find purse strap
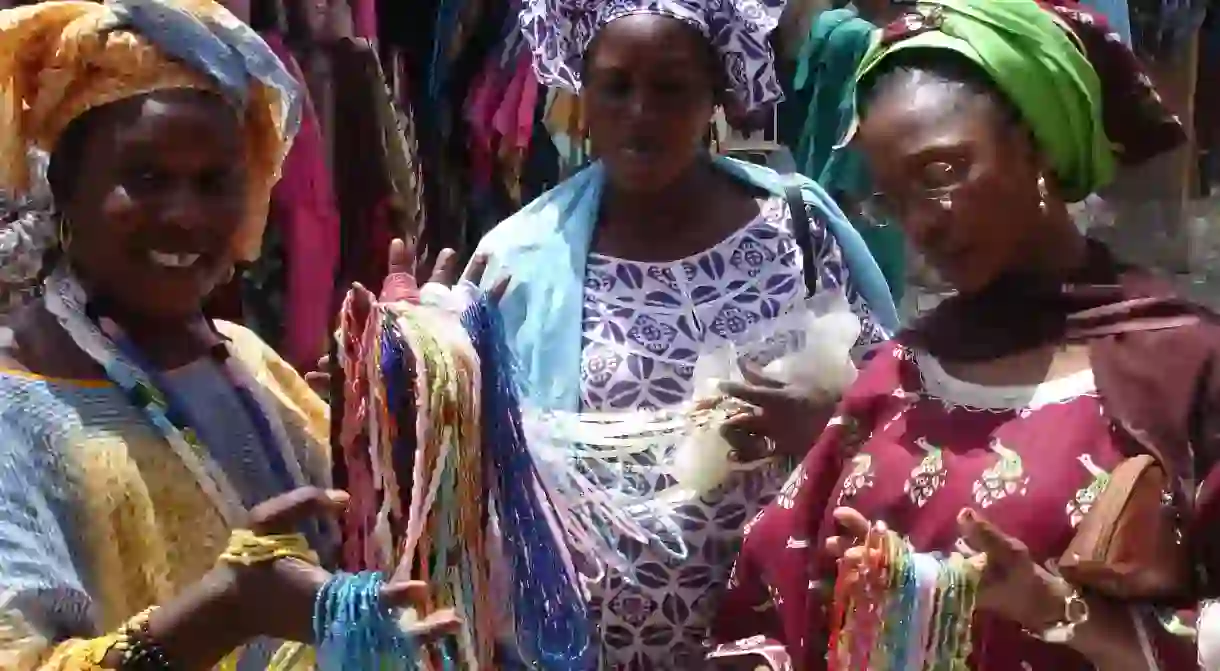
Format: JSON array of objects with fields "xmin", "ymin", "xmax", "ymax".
[{"xmin": 783, "ymin": 183, "xmax": 820, "ymax": 298}]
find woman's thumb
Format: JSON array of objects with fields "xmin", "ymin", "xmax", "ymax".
[{"xmin": 248, "ymin": 487, "xmax": 349, "ymax": 535}]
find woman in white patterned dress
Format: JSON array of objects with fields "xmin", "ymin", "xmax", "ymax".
[{"xmin": 456, "ymin": 0, "xmax": 900, "ymax": 666}]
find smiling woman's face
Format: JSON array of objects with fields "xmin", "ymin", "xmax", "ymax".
[
  {"xmin": 856, "ymin": 61, "xmax": 1047, "ymax": 294},
  {"xmin": 52, "ymin": 88, "xmax": 248, "ymax": 319}
]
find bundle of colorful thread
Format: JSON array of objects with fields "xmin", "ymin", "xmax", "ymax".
[
  {"xmin": 827, "ymin": 527, "xmax": 982, "ymax": 671},
  {"xmin": 334, "ymin": 280, "xmax": 591, "ymax": 670}
]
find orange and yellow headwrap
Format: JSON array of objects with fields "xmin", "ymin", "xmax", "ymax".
[{"xmin": 0, "ymin": 0, "xmax": 302, "ymax": 261}]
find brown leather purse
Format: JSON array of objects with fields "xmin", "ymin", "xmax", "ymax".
[{"xmin": 1057, "ymin": 454, "xmax": 1190, "ymax": 601}]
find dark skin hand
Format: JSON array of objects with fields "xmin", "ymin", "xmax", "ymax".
[
  {"xmin": 719, "ymin": 365, "xmax": 836, "ymax": 462},
  {"xmin": 103, "ymin": 487, "xmax": 459, "ymax": 670},
  {"xmin": 827, "ymin": 507, "xmax": 1147, "ymax": 670},
  {"xmin": 304, "ymin": 238, "xmax": 510, "ymax": 394}
]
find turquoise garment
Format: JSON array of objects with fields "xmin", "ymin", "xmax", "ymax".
[
  {"xmin": 786, "ymin": 9, "xmax": 906, "ymax": 304},
  {"xmin": 474, "ymin": 155, "xmax": 898, "ymax": 411},
  {"xmin": 1080, "ymin": 0, "xmax": 1133, "ymax": 45},
  {"xmin": 793, "ymin": 9, "xmax": 875, "ymax": 191}
]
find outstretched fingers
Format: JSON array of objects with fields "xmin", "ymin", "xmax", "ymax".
[{"xmin": 247, "ymin": 487, "xmax": 350, "ymax": 535}]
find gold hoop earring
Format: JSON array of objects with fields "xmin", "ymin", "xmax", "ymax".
[
  {"xmin": 58, "ymin": 217, "xmax": 72, "ymax": 252},
  {"xmin": 1037, "ymin": 173, "xmax": 1049, "ymax": 213}
]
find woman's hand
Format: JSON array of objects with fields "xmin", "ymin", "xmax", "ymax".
[
  {"xmin": 828, "ymin": 508, "xmax": 1160, "ymax": 668},
  {"xmin": 303, "ymin": 238, "xmax": 509, "ymax": 394},
  {"xmin": 955, "ymin": 508, "xmax": 1081, "ymax": 632},
  {"xmin": 218, "ymin": 487, "xmax": 459, "ymax": 643},
  {"xmin": 719, "ymin": 365, "xmax": 835, "ymax": 462},
  {"xmin": 827, "ymin": 507, "xmax": 1082, "ymax": 631},
  {"xmin": 139, "ymin": 487, "xmax": 458, "ymax": 670}
]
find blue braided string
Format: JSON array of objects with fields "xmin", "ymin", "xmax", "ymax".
[
  {"xmin": 313, "ymin": 571, "xmax": 418, "ymax": 670},
  {"xmin": 459, "ymin": 293, "xmax": 594, "ymax": 670}
]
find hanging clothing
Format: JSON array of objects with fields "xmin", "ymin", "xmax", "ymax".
[
  {"xmin": 785, "ymin": 8, "xmax": 907, "ymax": 304},
  {"xmin": 329, "ymin": 37, "xmax": 406, "ymax": 296},
  {"xmin": 350, "ymin": 0, "xmax": 378, "ymax": 41},
  {"xmin": 264, "ymin": 32, "xmax": 342, "ymax": 371},
  {"xmin": 792, "ymin": 10, "xmax": 874, "ymax": 195}
]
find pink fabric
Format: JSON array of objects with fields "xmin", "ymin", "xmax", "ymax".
[
  {"xmin": 514, "ymin": 57, "xmax": 540, "ymax": 151},
  {"xmin": 714, "ymin": 341, "xmax": 1198, "ymax": 670},
  {"xmin": 492, "ymin": 56, "xmax": 529, "ymax": 143},
  {"xmin": 264, "ymin": 33, "xmax": 342, "ymax": 371},
  {"xmin": 337, "ymin": 284, "xmax": 379, "ymax": 571},
  {"xmin": 464, "ymin": 66, "xmax": 511, "ymax": 187},
  {"xmin": 350, "ymin": 0, "xmax": 378, "ymax": 41}
]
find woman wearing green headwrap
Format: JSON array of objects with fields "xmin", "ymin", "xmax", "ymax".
[{"xmin": 709, "ymin": 0, "xmax": 1220, "ymax": 669}]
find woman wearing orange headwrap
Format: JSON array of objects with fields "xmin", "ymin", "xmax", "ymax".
[{"xmin": 0, "ymin": 1, "xmax": 454, "ymax": 669}]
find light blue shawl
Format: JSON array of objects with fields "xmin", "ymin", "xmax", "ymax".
[{"xmin": 475, "ymin": 156, "xmax": 898, "ymax": 411}]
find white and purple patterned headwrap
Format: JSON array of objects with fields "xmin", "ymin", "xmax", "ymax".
[{"xmin": 519, "ymin": 0, "xmax": 787, "ymax": 111}]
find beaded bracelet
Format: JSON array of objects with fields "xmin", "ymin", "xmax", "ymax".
[
  {"xmin": 111, "ymin": 607, "xmax": 177, "ymax": 671},
  {"xmin": 313, "ymin": 571, "xmax": 418, "ymax": 669},
  {"xmin": 827, "ymin": 528, "xmax": 982, "ymax": 671},
  {"xmin": 217, "ymin": 529, "xmax": 319, "ymax": 566}
]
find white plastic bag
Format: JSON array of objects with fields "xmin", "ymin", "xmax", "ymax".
[
  {"xmin": 758, "ymin": 290, "xmax": 861, "ymax": 398},
  {"xmin": 670, "ymin": 346, "xmax": 741, "ymax": 495},
  {"xmin": 670, "ymin": 291, "xmax": 861, "ymax": 494}
]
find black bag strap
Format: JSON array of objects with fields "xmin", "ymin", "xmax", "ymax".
[{"xmin": 783, "ymin": 183, "xmax": 820, "ymax": 297}]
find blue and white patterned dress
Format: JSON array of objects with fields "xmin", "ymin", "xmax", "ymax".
[{"xmin": 577, "ymin": 195, "xmax": 886, "ymax": 668}]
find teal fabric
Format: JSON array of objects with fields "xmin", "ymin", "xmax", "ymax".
[
  {"xmin": 785, "ymin": 9, "xmax": 907, "ymax": 303},
  {"xmin": 857, "ymin": 224, "xmax": 906, "ymax": 303},
  {"xmin": 793, "ymin": 9, "xmax": 874, "ymax": 190},
  {"xmin": 474, "ymin": 156, "xmax": 898, "ymax": 411}
]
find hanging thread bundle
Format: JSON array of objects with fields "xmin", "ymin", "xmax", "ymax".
[
  {"xmin": 520, "ymin": 393, "xmax": 763, "ymax": 573},
  {"xmin": 827, "ymin": 527, "xmax": 981, "ymax": 671},
  {"xmin": 458, "ymin": 291, "xmax": 593, "ymax": 669},
  {"xmin": 313, "ymin": 571, "xmax": 421, "ymax": 669},
  {"xmin": 335, "ymin": 283, "xmax": 494, "ymax": 668}
]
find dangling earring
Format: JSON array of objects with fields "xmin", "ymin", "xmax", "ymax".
[
  {"xmin": 1037, "ymin": 173, "xmax": 1049, "ymax": 213},
  {"xmin": 936, "ymin": 192, "xmax": 954, "ymax": 212},
  {"xmin": 58, "ymin": 216, "xmax": 72, "ymax": 253}
]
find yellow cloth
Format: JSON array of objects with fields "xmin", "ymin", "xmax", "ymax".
[
  {"xmin": 0, "ymin": 0, "xmax": 293, "ymax": 260},
  {"xmin": 0, "ymin": 321, "xmax": 330, "ymax": 670},
  {"xmin": 219, "ymin": 530, "xmax": 319, "ymax": 566}
]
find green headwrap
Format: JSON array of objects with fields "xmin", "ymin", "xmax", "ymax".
[{"xmin": 855, "ymin": 0, "xmax": 1115, "ymax": 201}]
